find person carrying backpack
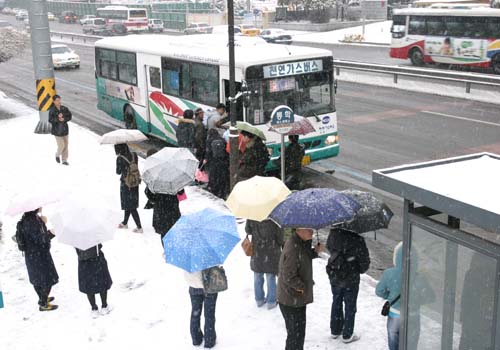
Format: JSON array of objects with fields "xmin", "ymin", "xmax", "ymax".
[
  {"xmin": 176, "ymin": 110, "xmax": 197, "ymax": 154},
  {"xmin": 16, "ymin": 208, "xmax": 59, "ymax": 311},
  {"xmin": 326, "ymin": 227, "xmax": 370, "ymax": 344},
  {"xmin": 115, "ymin": 144, "xmax": 143, "ymax": 233},
  {"xmin": 204, "ymin": 129, "xmax": 229, "ymax": 199}
]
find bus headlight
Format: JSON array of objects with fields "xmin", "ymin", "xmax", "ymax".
[{"xmin": 325, "ymin": 135, "xmax": 338, "ymax": 145}]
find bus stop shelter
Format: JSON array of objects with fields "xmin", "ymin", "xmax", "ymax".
[{"xmin": 372, "ymin": 152, "xmax": 500, "ymax": 350}]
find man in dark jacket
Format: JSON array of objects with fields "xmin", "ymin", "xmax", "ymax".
[
  {"xmin": 237, "ymin": 131, "xmax": 269, "ymax": 182},
  {"xmin": 176, "ymin": 110, "xmax": 196, "ymax": 153},
  {"xmin": 278, "ymin": 228, "xmax": 323, "ymax": 350},
  {"xmin": 246, "ymin": 219, "xmax": 284, "ymax": 309},
  {"xmin": 326, "ymin": 228, "xmax": 370, "ymax": 344},
  {"xmin": 48, "ymin": 94, "xmax": 72, "ymax": 165},
  {"xmin": 194, "ymin": 108, "xmax": 207, "ymax": 163},
  {"xmin": 284, "ymin": 135, "xmax": 305, "ymax": 190}
]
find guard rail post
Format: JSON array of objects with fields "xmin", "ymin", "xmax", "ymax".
[{"xmin": 466, "ymin": 82, "xmax": 471, "ymax": 94}]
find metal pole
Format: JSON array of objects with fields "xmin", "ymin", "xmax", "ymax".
[
  {"xmin": 280, "ymin": 134, "xmax": 286, "ymax": 181},
  {"xmin": 29, "ymin": 0, "xmax": 56, "ymax": 134},
  {"xmin": 227, "ymin": 0, "xmax": 239, "ymax": 190}
]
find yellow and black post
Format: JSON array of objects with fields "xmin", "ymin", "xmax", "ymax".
[{"xmin": 29, "ymin": 0, "xmax": 56, "ymax": 134}]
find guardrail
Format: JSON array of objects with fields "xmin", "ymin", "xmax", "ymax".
[
  {"xmin": 333, "ymin": 59, "xmax": 500, "ymax": 93},
  {"xmin": 50, "ymin": 31, "xmax": 103, "ymax": 44}
]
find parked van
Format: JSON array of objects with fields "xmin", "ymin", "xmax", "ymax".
[{"xmin": 82, "ymin": 18, "xmax": 106, "ymax": 35}]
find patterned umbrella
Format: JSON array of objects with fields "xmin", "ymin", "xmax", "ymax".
[
  {"xmin": 269, "ymin": 188, "xmax": 361, "ymax": 229},
  {"xmin": 142, "ymin": 147, "xmax": 198, "ymax": 195},
  {"xmin": 340, "ymin": 190, "xmax": 394, "ymax": 234}
]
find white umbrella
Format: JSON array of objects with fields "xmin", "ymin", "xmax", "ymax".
[
  {"xmin": 5, "ymin": 188, "xmax": 63, "ymax": 217},
  {"xmin": 142, "ymin": 147, "xmax": 198, "ymax": 194},
  {"xmin": 51, "ymin": 195, "xmax": 121, "ymax": 250},
  {"xmin": 100, "ymin": 129, "xmax": 147, "ymax": 145}
]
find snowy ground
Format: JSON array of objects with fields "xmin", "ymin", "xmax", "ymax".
[
  {"xmin": 293, "ymin": 21, "xmax": 392, "ymax": 45},
  {"xmin": 0, "ymin": 93, "xmax": 388, "ymax": 350}
]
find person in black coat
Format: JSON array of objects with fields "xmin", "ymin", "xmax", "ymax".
[
  {"xmin": 326, "ymin": 228, "xmax": 370, "ymax": 343},
  {"xmin": 194, "ymin": 108, "xmax": 207, "ymax": 163},
  {"xmin": 246, "ymin": 219, "xmax": 284, "ymax": 309},
  {"xmin": 204, "ymin": 129, "xmax": 229, "ymax": 199},
  {"xmin": 48, "ymin": 94, "xmax": 72, "ymax": 165},
  {"xmin": 284, "ymin": 135, "xmax": 305, "ymax": 191},
  {"xmin": 115, "ymin": 143, "xmax": 143, "ymax": 233},
  {"xmin": 176, "ymin": 110, "xmax": 196, "ymax": 154},
  {"xmin": 16, "ymin": 208, "xmax": 59, "ymax": 311},
  {"xmin": 76, "ymin": 244, "xmax": 112, "ymax": 315}
]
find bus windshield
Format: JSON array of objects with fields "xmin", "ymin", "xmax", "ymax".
[{"xmin": 247, "ymin": 71, "xmax": 333, "ymax": 125}]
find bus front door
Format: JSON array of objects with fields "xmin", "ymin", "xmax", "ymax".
[{"xmin": 145, "ymin": 65, "xmax": 163, "ymax": 136}]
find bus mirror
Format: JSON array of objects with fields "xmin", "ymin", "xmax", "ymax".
[
  {"xmin": 334, "ymin": 79, "xmax": 338, "ymax": 94},
  {"xmin": 241, "ymin": 80, "xmax": 250, "ymax": 108}
]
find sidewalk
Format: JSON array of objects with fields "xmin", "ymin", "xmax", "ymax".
[{"xmin": 0, "ymin": 92, "xmax": 389, "ymax": 350}]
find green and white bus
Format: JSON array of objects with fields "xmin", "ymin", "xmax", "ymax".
[{"xmin": 94, "ymin": 34, "xmax": 339, "ymax": 166}]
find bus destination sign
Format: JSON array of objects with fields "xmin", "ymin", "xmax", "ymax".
[{"xmin": 263, "ymin": 59, "xmax": 323, "ymax": 78}]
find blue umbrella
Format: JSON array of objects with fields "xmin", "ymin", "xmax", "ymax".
[
  {"xmin": 269, "ymin": 188, "xmax": 361, "ymax": 229},
  {"xmin": 163, "ymin": 208, "xmax": 240, "ymax": 273}
]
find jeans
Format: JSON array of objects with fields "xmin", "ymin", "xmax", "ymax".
[
  {"xmin": 279, "ymin": 304, "xmax": 307, "ymax": 350},
  {"xmin": 189, "ymin": 287, "xmax": 218, "ymax": 348},
  {"xmin": 254, "ymin": 272, "xmax": 277, "ymax": 305},
  {"xmin": 387, "ymin": 316, "xmax": 401, "ymax": 350},
  {"xmin": 330, "ymin": 284, "xmax": 359, "ymax": 339},
  {"xmin": 123, "ymin": 209, "xmax": 142, "ymax": 229}
]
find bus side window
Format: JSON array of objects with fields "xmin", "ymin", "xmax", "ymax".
[
  {"xmin": 224, "ymin": 80, "xmax": 243, "ymax": 122},
  {"xmin": 409, "ymin": 16, "xmax": 426, "ymax": 35},
  {"xmin": 487, "ymin": 18, "xmax": 500, "ymax": 38},
  {"xmin": 426, "ymin": 16, "xmax": 445, "ymax": 36}
]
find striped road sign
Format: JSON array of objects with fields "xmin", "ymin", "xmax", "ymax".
[{"xmin": 36, "ymin": 78, "xmax": 56, "ymax": 112}]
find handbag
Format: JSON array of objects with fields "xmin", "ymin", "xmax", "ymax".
[
  {"xmin": 381, "ymin": 294, "xmax": 400, "ymax": 316},
  {"xmin": 202, "ymin": 266, "xmax": 228, "ymax": 294},
  {"xmin": 241, "ymin": 234, "xmax": 254, "ymax": 257}
]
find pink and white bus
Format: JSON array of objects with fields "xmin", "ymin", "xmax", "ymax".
[
  {"xmin": 390, "ymin": 7, "xmax": 500, "ymax": 73},
  {"xmin": 96, "ymin": 6, "xmax": 148, "ymax": 33}
]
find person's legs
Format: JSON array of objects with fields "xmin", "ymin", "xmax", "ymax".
[
  {"xmin": 54, "ymin": 136, "xmax": 64, "ymax": 161},
  {"xmin": 87, "ymin": 294, "xmax": 98, "ymax": 310},
  {"xmin": 387, "ymin": 316, "xmax": 401, "ymax": 350},
  {"xmin": 61, "ymin": 135, "xmax": 69, "ymax": 162},
  {"xmin": 130, "ymin": 209, "xmax": 142, "ymax": 229},
  {"xmin": 189, "ymin": 288, "xmax": 204, "ymax": 346},
  {"xmin": 279, "ymin": 304, "xmax": 307, "ymax": 350},
  {"xmin": 34, "ymin": 286, "xmax": 46, "ymax": 306},
  {"xmin": 330, "ymin": 285, "xmax": 345, "ymax": 337},
  {"xmin": 203, "ymin": 293, "xmax": 218, "ymax": 348},
  {"xmin": 342, "ymin": 285, "xmax": 359, "ymax": 340},
  {"xmin": 254, "ymin": 272, "xmax": 265, "ymax": 306},
  {"xmin": 265, "ymin": 273, "xmax": 277, "ymax": 307},
  {"xmin": 100, "ymin": 291, "xmax": 108, "ymax": 308},
  {"xmin": 123, "ymin": 210, "xmax": 131, "ymax": 225}
]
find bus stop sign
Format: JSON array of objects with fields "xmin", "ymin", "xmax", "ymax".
[{"xmin": 270, "ymin": 105, "xmax": 294, "ymax": 134}]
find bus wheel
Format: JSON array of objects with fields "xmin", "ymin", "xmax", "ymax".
[
  {"xmin": 410, "ymin": 48, "xmax": 424, "ymax": 66},
  {"xmin": 492, "ymin": 54, "xmax": 500, "ymax": 75},
  {"xmin": 124, "ymin": 105, "xmax": 137, "ymax": 129}
]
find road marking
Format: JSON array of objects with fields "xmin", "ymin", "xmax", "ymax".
[{"xmin": 421, "ymin": 111, "xmax": 500, "ymax": 127}]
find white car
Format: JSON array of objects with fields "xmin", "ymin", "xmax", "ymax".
[
  {"xmin": 79, "ymin": 15, "xmax": 96, "ymax": 25},
  {"xmin": 148, "ymin": 19, "xmax": 164, "ymax": 33},
  {"xmin": 47, "ymin": 12, "xmax": 56, "ymax": 21},
  {"xmin": 51, "ymin": 44, "xmax": 80, "ymax": 69},
  {"xmin": 16, "ymin": 9, "xmax": 28, "ymax": 21},
  {"xmin": 260, "ymin": 29, "xmax": 292, "ymax": 45}
]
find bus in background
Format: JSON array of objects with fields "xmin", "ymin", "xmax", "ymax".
[
  {"xmin": 390, "ymin": 8, "xmax": 500, "ymax": 73},
  {"xmin": 96, "ymin": 6, "xmax": 148, "ymax": 33},
  {"xmin": 94, "ymin": 35, "xmax": 339, "ymax": 168},
  {"xmin": 413, "ymin": 0, "xmax": 490, "ymax": 7}
]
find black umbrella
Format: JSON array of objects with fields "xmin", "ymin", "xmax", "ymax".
[{"xmin": 339, "ymin": 190, "xmax": 394, "ymax": 235}]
